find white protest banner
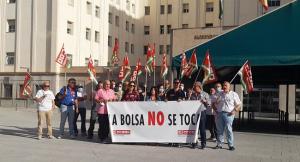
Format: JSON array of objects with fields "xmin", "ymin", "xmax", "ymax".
[{"xmin": 107, "ymin": 101, "xmax": 204, "ymax": 143}]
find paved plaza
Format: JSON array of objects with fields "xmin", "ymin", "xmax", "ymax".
[{"xmin": 0, "ymin": 107, "xmax": 300, "ymax": 162}]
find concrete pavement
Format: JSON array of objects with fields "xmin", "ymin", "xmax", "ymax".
[{"xmin": 0, "ymin": 107, "xmax": 299, "ymax": 162}]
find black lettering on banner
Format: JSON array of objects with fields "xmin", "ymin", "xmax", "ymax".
[
  {"xmin": 112, "ymin": 114, "xmax": 117, "ymax": 125},
  {"xmin": 184, "ymin": 114, "xmax": 190, "ymax": 125},
  {"xmin": 121, "ymin": 114, "xmax": 125, "ymax": 125},
  {"xmin": 180, "ymin": 114, "xmax": 184, "ymax": 125}
]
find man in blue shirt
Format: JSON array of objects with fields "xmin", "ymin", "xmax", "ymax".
[{"xmin": 57, "ymin": 78, "xmax": 79, "ymax": 139}]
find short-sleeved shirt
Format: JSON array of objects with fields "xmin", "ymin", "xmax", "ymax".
[
  {"xmin": 35, "ymin": 89, "xmax": 55, "ymax": 111},
  {"xmin": 166, "ymin": 89, "xmax": 185, "ymax": 101},
  {"xmin": 59, "ymin": 86, "xmax": 77, "ymax": 106},
  {"xmin": 77, "ymin": 91, "xmax": 87, "ymax": 108},
  {"xmin": 95, "ymin": 89, "xmax": 116, "ymax": 114},
  {"xmin": 215, "ymin": 91, "xmax": 241, "ymax": 113},
  {"xmin": 122, "ymin": 91, "xmax": 140, "ymax": 101},
  {"xmin": 190, "ymin": 91, "xmax": 211, "ymax": 111}
]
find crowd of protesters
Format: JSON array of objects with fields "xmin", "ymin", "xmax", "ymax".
[{"xmin": 34, "ymin": 77, "xmax": 241, "ymax": 151}]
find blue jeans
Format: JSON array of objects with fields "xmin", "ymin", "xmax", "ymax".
[
  {"xmin": 216, "ymin": 112, "xmax": 235, "ymax": 147},
  {"xmin": 59, "ymin": 105, "xmax": 75, "ymax": 136}
]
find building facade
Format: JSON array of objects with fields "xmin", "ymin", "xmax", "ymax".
[{"xmin": 0, "ymin": 0, "xmax": 292, "ymax": 104}]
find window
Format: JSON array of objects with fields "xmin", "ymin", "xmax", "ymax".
[
  {"xmin": 205, "ymin": 23, "xmax": 213, "ymax": 27},
  {"xmin": 94, "ymin": 60, "xmax": 99, "ymax": 66},
  {"xmin": 86, "ymin": 1, "xmax": 92, "ymax": 15},
  {"xmin": 182, "ymin": 3, "xmax": 189, "ymax": 13},
  {"xmin": 160, "ymin": 25, "xmax": 164, "ymax": 34},
  {"xmin": 95, "ymin": 31, "xmax": 100, "ymax": 42},
  {"xmin": 167, "ymin": 25, "xmax": 171, "ymax": 34},
  {"xmin": 66, "ymin": 54, "xmax": 73, "ymax": 67},
  {"xmin": 68, "ymin": 0, "xmax": 74, "ymax": 6},
  {"xmin": 108, "ymin": 12, "xmax": 113, "ymax": 24},
  {"xmin": 67, "ymin": 21, "xmax": 73, "ymax": 35},
  {"xmin": 126, "ymin": 0, "xmax": 130, "ymax": 10},
  {"xmin": 126, "ymin": 21, "xmax": 129, "ymax": 32},
  {"xmin": 115, "ymin": 16, "xmax": 119, "ymax": 26},
  {"xmin": 95, "ymin": 6, "xmax": 100, "ymax": 17},
  {"xmin": 4, "ymin": 84, "xmax": 13, "ymax": 98},
  {"xmin": 85, "ymin": 58, "xmax": 89, "ymax": 65},
  {"xmin": 125, "ymin": 42, "xmax": 129, "ymax": 53},
  {"xmin": 268, "ymin": 0, "xmax": 280, "ymax": 7},
  {"xmin": 7, "ymin": 19, "xmax": 15, "ymax": 33},
  {"xmin": 131, "ymin": 44, "xmax": 134, "ymax": 54},
  {"xmin": 131, "ymin": 24, "xmax": 135, "ymax": 34},
  {"xmin": 159, "ymin": 45, "xmax": 164, "ymax": 55},
  {"xmin": 132, "ymin": 4, "xmax": 136, "ymax": 14},
  {"xmin": 160, "ymin": 5, "xmax": 165, "ymax": 14},
  {"xmin": 145, "ymin": 6, "xmax": 150, "ymax": 15},
  {"xmin": 166, "ymin": 45, "xmax": 170, "ymax": 55},
  {"xmin": 5, "ymin": 52, "xmax": 15, "ymax": 65},
  {"xmin": 182, "ymin": 24, "xmax": 189, "ymax": 29},
  {"xmin": 7, "ymin": 0, "xmax": 16, "ymax": 3},
  {"xmin": 144, "ymin": 26, "xmax": 150, "ymax": 35},
  {"xmin": 167, "ymin": 4, "xmax": 172, "ymax": 14},
  {"xmin": 86, "ymin": 28, "xmax": 91, "ymax": 40},
  {"xmin": 108, "ymin": 35, "xmax": 112, "ymax": 47},
  {"xmin": 206, "ymin": 2, "xmax": 214, "ymax": 12},
  {"xmin": 144, "ymin": 46, "xmax": 148, "ymax": 55}
]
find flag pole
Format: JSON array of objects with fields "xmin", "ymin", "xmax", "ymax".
[
  {"xmin": 230, "ymin": 60, "xmax": 248, "ymax": 84},
  {"xmin": 144, "ymin": 70, "xmax": 148, "ymax": 101},
  {"xmin": 193, "ymin": 66, "xmax": 203, "ymax": 86}
]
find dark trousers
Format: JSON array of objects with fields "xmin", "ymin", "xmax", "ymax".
[
  {"xmin": 88, "ymin": 105, "xmax": 98, "ymax": 137},
  {"xmin": 74, "ymin": 108, "xmax": 86, "ymax": 135},
  {"xmin": 98, "ymin": 114, "xmax": 109, "ymax": 140},
  {"xmin": 199, "ymin": 110, "xmax": 207, "ymax": 146},
  {"xmin": 206, "ymin": 114, "xmax": 217, "ymax": 138}
]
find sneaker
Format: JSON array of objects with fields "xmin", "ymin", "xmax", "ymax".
[
  {"xmin": 229, "ymin": 146, "xmax": 235, "ymax": 151},
  {"xmin": 48, "ymin": 135, "xmax": 55, "ymax": 139},
  {"xmin": 37, "ymin": 135, "xmax": 42, "ymax": 140},
  {"xmin": 191, "ymin": 143, "xmax": 197, "ymax": 149},
  {"xmin": 57, "ymin": 135, "xmax": 63, "ymax": 139},
  {"xmin": 212, "ymin": 138, "xmax": 217, "ymax": 141},
  {"xmin": 70, "ymin": 135, "xmax": 76, "ymax": 139},
  {"xmin": 214, "ymin": 145, "xmax": 223, "ymax": 149}
]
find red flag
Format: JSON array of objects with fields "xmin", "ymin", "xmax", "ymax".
[
  {"xmin": 161, "ymin": 53, "xmax": 168, "ymax": 78},
  {"xmin": 87, "ymin": 55, "xmax": 98, "ymax": 84},
  {"xmin": 259, "ymin": 0, "xmax": 269, "ymax": 11},
  {"xmin": 184, "ymin": 49, "xmax": 198, "ymax": 78},
  {"xmin": 21, "ymin": 72, "xmax": 32, "ymax": 98},
  {"xmin": 145, "ymin": 43, "xmax": 155, "ymax": 74},
  {"xmin": 111, "ymin": 38, "xmax": 120, "ymax": 65},
  {"xmin": 119, "ymin": 55, "xmax": 131, "ymax": 82},
  {"xmin": 238, "ymin": 60, "xmax": 254, "ymax": 94},
  {"xmin": 55, "ymin": 44, "xmax": 67, "ymax": 66},
  {"xmin": 130, "ymin": 58, "xmax": 142, "ymax": 82},
  {"xmin": 201, "ymin": 50, "xmax": 212, "ymax": 84},
  {"xmin": 180, "ymin": 52, "xmax": 188, "ymax": 79}
]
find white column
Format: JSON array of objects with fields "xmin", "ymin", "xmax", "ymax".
[{"xmin": 279, "ymin": 85, "xmax": 287, "ymax": 112}]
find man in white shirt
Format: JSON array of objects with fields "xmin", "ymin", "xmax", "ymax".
[
  {"xmin": 213, "ymin": 81, "xmax": 241, "ymax": 151},
  {"xmin": 34, "ymin": 81, "xmax": 55, "ymax": 140}
]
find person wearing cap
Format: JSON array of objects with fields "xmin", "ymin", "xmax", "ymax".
[
  {"xmin": 34, "ymin": 81, "xmax": 55, "ymax": 140},
  {"xmin": 165, "ymin": 79, "xmax": 185, "ymax": 102},
  {"xmin": 190, "ymin": 81, "xmax": 210, "ymax": 149},
  {"xmin": 95, "ymin": 80, "xmax": 117, "ymax": 143},
  {"xmin": 57, "ymin": 78, "xmax": 79, "ymax": 139},
  {"xmin": 165, "ymin": 79, "xmax": 185, "ymax": 148},
  {"xmin": 74, "ymin": 85, "xmax": 88, "ymax": 137},
  {"xmin": 213, "ymin": 81, "xmax": 241, "ymax": 151}
]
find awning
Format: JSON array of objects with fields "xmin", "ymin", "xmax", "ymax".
[{"xmin": 172, "ymin": 0, "xmax": 300, "ymax": 67}]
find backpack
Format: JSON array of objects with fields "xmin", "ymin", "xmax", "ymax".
[{"xmin": 54, "ymin": 86, "xmax": 66, "ymax": 108}]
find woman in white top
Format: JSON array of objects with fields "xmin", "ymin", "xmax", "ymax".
[{"xmin": 34, "ymin": 81, "xmax": 55, "ymax": 140}]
